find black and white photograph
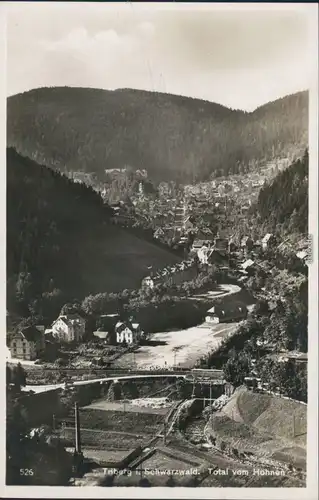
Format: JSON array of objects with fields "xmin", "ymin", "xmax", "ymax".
[{"xmin": 1, "ymin": 1, "xmax": 318, "ymax": 497}]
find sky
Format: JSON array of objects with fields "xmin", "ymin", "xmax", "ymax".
[{"xmin": 4, "ymin": 2, "xmax": 316, "ymax": 111}]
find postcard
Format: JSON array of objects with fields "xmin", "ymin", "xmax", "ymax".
[{"xmin": 1, "ymin": 2, "xmax": 318, "ymax": 499}]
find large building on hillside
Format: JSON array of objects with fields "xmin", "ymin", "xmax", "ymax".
[
  {"xmin": 51, "ymin": 314, "xmax": 86, "ymax": 343},
  {"xmin": 9, "ymin": 325, "xmax": 45, "ymax": 361}
]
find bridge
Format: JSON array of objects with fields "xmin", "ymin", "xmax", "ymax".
[{"xmin": 24, "ymin": 369, "xmax": 225, "ymax": 394}]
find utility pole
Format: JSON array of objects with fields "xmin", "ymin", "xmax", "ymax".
[
  {"xmin": 209, "ymin": 381, "xmax": 212, "ymax": 415},
  {"xmin": 73, "ymin": 402, "xmax": 83, "ymax": 476},
  {"xmin": 75, "ymin": 402, "xmax": 81, "ymax": 455},
  {"xmin": 192, "ymin": 375, "xmax": 196, "ymax": 399},
  {"xmin": 163, "ymin": 418, "xmax": 167, "ymax": 445},
  {"xmin": 52, "ymin": 414, "xmax": 56, "ymax": 432}
]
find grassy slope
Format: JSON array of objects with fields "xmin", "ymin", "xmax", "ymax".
[
  {"xmin": 7, "ymin": 148, "xmax": 180, "ymax": 306},
  {"xmin": 7, "ymin": 87, "xmax": 308, "ymax": 183},
  {"xmin": 211, "ymin": 387, "xmax": 307, "ymax": 468}
]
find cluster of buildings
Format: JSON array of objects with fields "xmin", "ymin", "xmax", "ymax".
[
  {"xmin": 7, "ymin": 312, "xmax": 144, "ymax": 362},
  {"xmin": 66, "ymin": 171, "xmax": 98, "ymax": 188},
  {"xmin": 93, "ymin": 313, "xmax": 144, "ymax": 346},
  {"xmin": 141, "ymin": 260, "xmax": 198, "ymax": 290}
]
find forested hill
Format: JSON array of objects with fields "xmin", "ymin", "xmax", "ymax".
[
  {"xmin": 256, "ymin": 150, "xmax": 308, "ymax": 235},
  {"xmin": 7, "ymin": 87, "xmax": 308, "ymax": 183},
  {"xmin": 7, "ymin": 148, "xmax": 180, "ymax": 321}
]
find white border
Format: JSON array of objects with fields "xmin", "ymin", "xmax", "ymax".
[{"xmin": 0, "ymin": 2, "xmax": 318, "ymax": 499}]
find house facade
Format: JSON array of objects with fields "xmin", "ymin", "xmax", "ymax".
[
  {"xmin": 115, "ymin": 321, "xmax": 142, "ymax": 345},
  {"xmin": 9, "ymin": 326, "xmax": 45, "ymax": 361},
  {"xmin": 214, "ymin": 238, "xmax": 229, "ymax": 255},
  {"xmin": 51, "ymin": 314, "xmax": 86, "ymax": 343},
  {"xmin": 262, "ymin": 233, "xmax": 274, "ymax": 250},
  {"xmin": 197, "ymin": 246, "xmax": 227, "ymax": 266}
]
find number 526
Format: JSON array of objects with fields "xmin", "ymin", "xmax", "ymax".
[{"xmin": 20, "ymin": 468, "xmax": 34, "ymax": 476}]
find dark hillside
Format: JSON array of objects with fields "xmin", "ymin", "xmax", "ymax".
[
  {"xmin": 7, "ymin": 87, "xmax": 308, "ymax": 183},
  {"xmin": 7, "ymin": 148, "xmax": 180, "ymax": 319},
  {"xmin": 256, "ymin": 150, "xmax": 308, "ymax": 234}
]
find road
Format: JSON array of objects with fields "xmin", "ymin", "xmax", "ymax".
[{"xmin": 189, "ymin": 283, "xmax": 241, "ymax": 301}]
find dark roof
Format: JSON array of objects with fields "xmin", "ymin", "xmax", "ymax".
[
  {"xmin": 207, "ymin": 249, "xmax": 228, "ymax": 263},
  {"xmin": 215, "ymin": 237, "xmax": 228, "ymax": 245},
  {"xmin": 20, "ymin": 326, "xmax": 43, "ymax": 343},
  {"xmin": 67, "ymin": 313, "xmax": 85, "ymax": 321},
  {"xmin": 207, "ymin": 302, "xmax": 247, "ymax": 316}
]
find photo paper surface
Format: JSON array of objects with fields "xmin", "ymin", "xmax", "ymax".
[{"xmin": 1, "ymin": 2, "xmax": 318, "ymax": 499}]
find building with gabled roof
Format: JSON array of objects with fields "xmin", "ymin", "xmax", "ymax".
[
  {"xmin": 241, "ymin": 259, "xmax": 255, "ymax": 271},
  {"xmin": 9, "ymin": 325, "xmax": 45, "ymax": 360},
  {"xmin": 115, "ymin": 320, "xmax": 143, "ymax": 345},
  {"xmin": 51, "ymin": 314, "xmax": 86, "ymax": 343},
  {"xmin": 205, "ymin": 303, "xmax": 247, "ymax": 324},
  {"xmin": 262, "ymin": 233, "xmax": 274, "ymax": 250}
]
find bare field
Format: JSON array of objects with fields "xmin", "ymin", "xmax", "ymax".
[
  {"xmin": 66, "ymin": 447, "xmax": 134, "ymax": 464},
  {"xmin": 62, "ymin": 427, "xmax": 146, "ymax": 450},
  {"xmin": 115, "ymin": 322, "xmax": 239, "ymax": 370},
  {"xmin": 80, "ymin": 408, "xmax": 164, "ymax": 434}
]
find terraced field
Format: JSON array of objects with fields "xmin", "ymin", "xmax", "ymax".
[
  {"xmin": 62, "ymin": 427, "xmax": 146, "ymax": 450},
  {"xmin": 80, "ymin": 408, "xmax": 164, "ymax": 434},
  {"xmin": 208, "ymin": 387, "xmax": 307, "ymax": 470}
]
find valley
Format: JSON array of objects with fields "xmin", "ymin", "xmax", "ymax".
[{"xmin": 6, "ymin": 88, "xmax": 309, "ymax": 489}]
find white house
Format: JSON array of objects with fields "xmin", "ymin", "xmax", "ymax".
[
  {"xmin": 141, "ymin": 276, "xmax": 155, "ymax": 290},
  {"xmin": 51, "ymin": 314, "xmax": 86, "ymax": 343},
  {"xmin": 262, "ymin": 233, "xmax": 274, "ymax": 250},
  {"xmin": 197, "ymin": 245, "xmax": 210, "ymax": 265},
  {"xmin": 241, "ymin": 259, "xmax": 255, "ymax": 271},
  {"xmin": 115, "ymin": 321, "xmax": 142, "ymax": 345},
  {"xmin": 296, "ymin": 250, "xmax": 307, "ymax": 261}
]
